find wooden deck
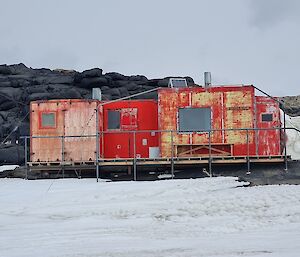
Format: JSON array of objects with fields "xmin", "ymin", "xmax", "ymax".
[{"xmin": 28, "ymin": 155, "xmax": 289, "ymax": 169}]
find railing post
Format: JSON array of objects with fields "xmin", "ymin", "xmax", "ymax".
[
  {"xmin": 61, "ymin": 135, "xmax": 65, "ymax": 178},
  {"xmin": 171, "ymin": 130, "xmax": 174, "ymax": 179},
  {"xmin": 246, "ymin": 129, "xmax": 250, "ymax": 173},
  {"xmin": 24, "ymin": 137, "xmax": 28, "ymax": 180},
  {"xmin": 96, "ymin": 108, "xmax": 100, "ymax": 182},
  {"xmin": 208, "ymin": 130, "xmax": 212, "ymax": 177},
  {"xmin": 283, "ymin": 112, "xmax": 288, "ymax": 171},
  {"xmin": 133, "ymin": 131, "xmax": 137, "ymax": 181}
]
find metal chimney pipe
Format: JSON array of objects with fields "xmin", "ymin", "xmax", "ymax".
[{"xmin": 204, "ymin": 72, "xmax": 211, "ymax": 88}]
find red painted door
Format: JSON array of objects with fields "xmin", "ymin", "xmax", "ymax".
[{"xmin": 103, "ymin": 108, "xmax": 138, "ymax": 158}]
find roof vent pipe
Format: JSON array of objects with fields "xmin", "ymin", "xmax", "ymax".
[
  {"xmin": 92, "ymin": 88, "xmax": 102, "ymax": 100},
  {"xmin": 204, "ymin": 72, "xmax": 211, "ymax": 88}
]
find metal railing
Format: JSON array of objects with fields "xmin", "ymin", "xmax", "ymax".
[{"xmin": 20, "ymin": 126, "xmax": 300, "ymax": 181}]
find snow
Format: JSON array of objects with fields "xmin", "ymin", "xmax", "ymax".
[
  {"xmin": 0, "ymin": 177, "xmax": 300, "ymax": 257},
  {"xmin": 0, "ymin": 165, "xmax": 19, "ymax": 173},
  {"xmin": 285, "ymin": 114, "xmax": 300, "ymax": 160}
]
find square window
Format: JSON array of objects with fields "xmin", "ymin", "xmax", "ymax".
[
  {"xmin": 41, "ymin": 113, "xmax": 55, "ymax": 128},
  {"xmin": 108, "ymin": 110, "xmax": 120, "ymax": 129},
  {"xmin": 179, "ymin": 108, "xmax": 211, "ymax": 132},
  {"xmin": 262, "ymin": 113, "xmax": 273, "ymax": 122}
]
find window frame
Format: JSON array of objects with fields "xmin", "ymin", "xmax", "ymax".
[
  {"xmin": 40, "ymin": 112, "xmax": 57, "ymax": 129},
  {"xmin": 177, "ymin": 107, "xmax": 212, "ymax": 133},
  {"xmin": 107, "ymin": 109, "xmax": 121, "ymax": 130}
]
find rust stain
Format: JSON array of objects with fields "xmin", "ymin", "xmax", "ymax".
[
  {"xmin": 158, "ymin": 86, "xmax": 260, "ymax": 157},
  {"xmin": 31, "ymin": 100, "xmax": 98, "ymax": 162}
]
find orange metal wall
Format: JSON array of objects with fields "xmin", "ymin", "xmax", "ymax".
[
  {"xmin": 30, "ymin": 99, "xmax": 98, "ymax": 162},
  {"xmin": 101, "ymin": 100, "xmax": 158, "ymax": 158},
  {"xmin": 255, "ymin": 96, "xmax": 281, "ymax": 155},
  {"xmin": 158, "ymin": 86, "xmax": 256, "ymax": 157}
]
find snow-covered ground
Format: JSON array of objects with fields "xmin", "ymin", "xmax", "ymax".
[
  {"xmin": 0, "ymin": 165, "xmax": 19, "ymax": 173},
  {"xmin": 0, "ymin": 177, "xmax": 299, "ymax": 257}
]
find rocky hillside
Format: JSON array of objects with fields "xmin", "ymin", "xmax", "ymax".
[{"xmin": 0, "ymin": 63, "xmax": 194, "ymax": 164}]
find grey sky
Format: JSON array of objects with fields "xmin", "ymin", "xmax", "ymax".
[{"xmin": 0, "ymin": 0, "xmax": 299, "ymax": 96}]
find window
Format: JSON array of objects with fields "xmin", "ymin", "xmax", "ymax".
[
  {"xmin": 262, "ymin": 113, "xmax": 273, "ymax": 122},
  {"xmin": 178, "ymin": 108, "xmax": 211, "ymax": 132},
  {"xmin": 41, "ymin": 113, "xmax": 56, "ymax": 128},
  {"xmin": 108, "ymin": 110, "xmax": 120, "ymax": 129}
]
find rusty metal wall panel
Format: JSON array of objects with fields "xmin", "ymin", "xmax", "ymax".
[
  {"xmin": 30, "ymin": 100, "xmax": 98, "ymax": 162},
  {"xmin": 64, "ymin": 101, "xmax": 97, "ymax": 161},
  {"xmin": 191, "ymin": 91, "xmax": 223, "ymax": 144},
  {"xmin": 223, "ymin": 87, "xmax": 255, "ymax": 155},
  {"xmin": 31, "ymin": 101, "xmax": 64, "ymax": 162},
  {"xmin": 158, "ymin": 86, "xmax": 256, "ymax": 157},
  {"xmin": 256, "ymin": 96, "xmax": 281, "ymax": 155}
]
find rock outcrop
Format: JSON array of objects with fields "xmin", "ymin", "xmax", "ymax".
[
  {"xmin": 0, "ymin": 63, "xmax": 194, "ymax": 164},
  {"xmin": 280, "ymin": 96, "xmax": 300, "ymax": 117}
]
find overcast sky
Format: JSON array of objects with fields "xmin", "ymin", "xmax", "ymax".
[{"xmin": 0, "ymin": 0, "xmax": 299, "ymax": 96}]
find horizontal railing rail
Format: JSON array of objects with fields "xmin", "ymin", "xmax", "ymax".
[{"xmin": 20, "ymin": 126, "xmax": 300, "ymax": 181}]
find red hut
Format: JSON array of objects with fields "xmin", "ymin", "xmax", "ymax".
[{"xmin": 100, "ymin": 100, "xmax": 159, "ymax": 159}]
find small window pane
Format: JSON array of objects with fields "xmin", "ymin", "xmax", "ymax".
[
  {"xmin": 108, "ymin": 110, "xmax": 120, "ymax": 129},
  {"xmin": 179, "ymin": 108, "xmax": 211, "ymax": 132},
  {"xmin": 42, "ymin": 113, "xmax": 55, "ymax": 127},
  {"xmin": 262, "ymin": 113, "xmax": 273, "ymax": 122}
]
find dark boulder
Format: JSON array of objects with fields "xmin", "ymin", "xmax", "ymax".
[
  {"xmin": 0, "ymin": 101, "xmax": 16, "ymax": 111},
  {"xmin": 100, "ymin": 86, "xmax": 110, "ymax": 91},
  {"xmin": 101, "ymin": 94, "xmax": 112, "ymax": 100},
  {"xmin": 129, "ymin": 75, "xmax": 148, "ymax": 82},
  {"xmin": 118, "ymin": 87, "xmax": 129, "ymax": 97},
  {"xmin": 109, "ymin": 88, "xmax": 121, "ymax": 97},
  {"xmin": 147, "ymin": 79, "xmax": 160, "ymax": 87},
  {"xmin": 126, "ymin": 82, "xmax": 139, "ymax": 91},
  {"xmin": 8, "ymin": 63, "xmax": 31, "ymax": 75},
  {"xmin": 81, "ymin": 68, "xmax": 103, "ymax": 78},
  {"xmin": 113, "ymin": 80, "xmax": 130, "ymax": 87},
  {"xmin": 105, "ymin": 72, "xmax": 128, "ymax": 81},
  {"xmin": 26, "ymin": 85, "xmax": 48, "ymax": 94},
  {"xmin": 0, "ymin": 64, "xmax": 11, "ymax": 75},
  {"xmin": 33, "ymin": 75, "xmax": 74, "ymax": 85},
  {"xmin": 0, "ymin": 145, "xmax": 24, "ymax": 165},
  {"xmin": 79, "ymin": 77, "xmax": 109, "ymax": 88},
  {"xmin": 0, "ymin": 81, "xmax": 11, "ymax": 87},
  {"xmin": 28, "ymin": 89, "xmax": 81, "ymax": 102}
]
